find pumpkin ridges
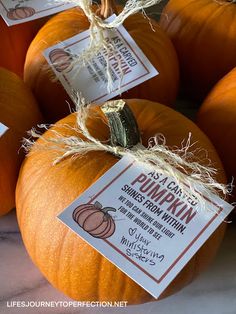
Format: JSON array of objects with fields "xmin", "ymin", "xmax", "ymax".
[
  {"xmin": 16, "ymin": 99, "xmax": 227, "ymax": 303},
  {"xmin": 0, "ymin": 68, "xmax": 42, "ymax": 216},
  {"xmin": 160, "ymin": 0, "xmax": 236, "ymax": 99},
  {"xmin": 197, "ymin": 67, "xmax": 236, "ymax": 184},
  {"xmin": 92, "ymin": 218, "xmax": 111, "ymax": 237},
  {"xmin": 24, "ymin": 7, "xmax": 179, "ymax": 122},
  {"xmin": 81, "ymin": 210, "xmax": 102, "ymax": 230}
]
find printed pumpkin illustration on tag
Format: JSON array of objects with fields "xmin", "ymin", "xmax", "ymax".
[
  {"xmin": 7, "ymin": 5, "xmax": 36, "ymax": 20},
  {"xmin": 72, "ymin": 201, "xmax": 116, "ymax": 239},
  {"xmin": 49, "ymin": 48, "xmax": 74, "ymax": 73}
]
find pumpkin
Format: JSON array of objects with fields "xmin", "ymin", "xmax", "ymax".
[
  {"xmin": 16, "ymin": 98, "xmax": 226, "ymax": 304},
  {"xmin": 0, "ymin": 14, "xmax": 48, "ymax": 77},
  {"xmin": 197, "ymin": 67, "xmax": 236, "ymax": 203},
  {"xmin": 24, "ymin": 1, "xmax": 179, "ymax": 122},
  {"xmin": 159, "ymin": 0, "xmax": 236, "ymax": 100},
  {"xmin": 0, "ymin": 67, "xmax": 42, "ymax": 217},
  {"xmin": 73, "ymin": 201, "xmax": 116, "ymax": 239},
  {"xmin": 7, "ymin": 6, "xmax": 36, "ymax": 20}
]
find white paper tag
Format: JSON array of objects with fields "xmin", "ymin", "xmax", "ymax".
[
  {"xmin": 44, "ymin": 15, "xmax": 158, "ymax": 104},
  {"xmin": 0, "ymin": 0, "xmax": 76, "ymax": 26},
  {"xmin": 58, "ymin": 155, "xmax": 234, "ymax": 299},
  {"xmin": 0, "ymin": 122, "xmax": 8, "ymax": 136}
]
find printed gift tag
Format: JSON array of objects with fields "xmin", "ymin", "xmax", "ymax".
[
  {"xmin": 44, "ymin": 15, "xmax": 158, "ymax": 104},
  {"xmin": 0, "ymin": 0, "xmax": 76, "ymax": 26},
  {"xmin": 58, "ymin": 155, "xmax": 234, "ymax": 298},
  {"xmin": 0, "ymin": 122, "xmax": 8, "ymax": 136}
]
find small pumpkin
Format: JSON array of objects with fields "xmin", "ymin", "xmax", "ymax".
[
  {"xmin": 0, "ymin": 67, "xmax": 42, "ymax": 216},
  {"xmin": 160, "ymin": 0, "xmax": 236, "ymax": 100},
  {"xmin": 16, "ymin": 98, "xmax": 226, "ymax": 303},
  {"xmin": 24, "ymin": 0, "xmax": 179, "ymax": 122},
  {"xmin": 197, "ymin": 67, "xmax": 236, "ymax": 202},
  {"xmin": 0, "ymin": 14, "xmax": 48, "ymax": 77},
  {"xmin": 73, "ymin": 201, "xmax": 116, "ymax": 239}
]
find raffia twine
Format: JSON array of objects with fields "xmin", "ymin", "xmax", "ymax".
[
  {"xmin": 23, "ymin": 94, "xmax": 233, "ymax": 215},
  {"xmin": 51, "ymin": 0, "xmax": 162, "ymax": 93}
]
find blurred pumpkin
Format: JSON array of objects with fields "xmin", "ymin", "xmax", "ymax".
[
  {"xmin": 0, "ymin": 15, "xmax": 48, "ymax": 77},
  {"xmin": 0, "ymin": 67, "xmax": 42, "ymax": 216},
  {"xmin": 197, "ymin": 67, "xmax": 236, "ymax": 202},
  {"xmin": 160, "ymin": 0, "xmax": 236, "ymax": 100},
  {"xmin": 16, "ymin": 98, "xmax": 226, "ymax": 304},
  {"xmin": 24, "ymin": 1, "xmax": 179, "ymax": 122}
]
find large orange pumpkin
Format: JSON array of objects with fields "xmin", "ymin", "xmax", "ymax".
[
  {"xmin": 16, "ymin": 99, "xmax": 226, "ymax": 304},
  {"xmin": 197, "ymin": 67, "xmax": 236, "ymax": 202},
  {"xmin": 159, "ymin": 0, "xmax": 236, "ymax": 100},
  {"xmin": 24, "ymin": 2, "xmax": 179, "ymax": 122},
  {"xmin": 0, "ymin": 67, "xmax": 42, "ymax": 216},
  {"xmin": 0, "ymin": 16, "xmax": 48, "ymax": 77}
]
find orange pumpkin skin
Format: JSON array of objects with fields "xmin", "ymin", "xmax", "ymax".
[
  {"xmin": 0, "ymin": 15, "xmax": 47, "ymax": 77},
  {"xmin": 160, "ymin": 0, "xmax": 236, "ymax": 100},
  {"xmin": 0, "ymin": 68, "xmax": 42, "ymax": 216},
  {"xmin": 24, "ymin": 7, "xmax": 179, "ymax": 122},
  {"xmin": 197, "ymin": 67, "xmax": 236, "ymax": 201},
  {"xmin": 16, "ymin": 99, "xmax": 226, "ymax": 303}
]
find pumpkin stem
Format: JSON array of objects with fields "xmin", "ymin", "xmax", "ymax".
[
  {"xmin": 100, "ymin": 0, "xmax": 118, "ymax": 19},
  {"xmin": 101, "ymin": 100, "xmax": 141, "ymax": 148},
  {"xmin": 102, "ymin": 207, "xmax": 116, "ymax": 214},
  {"xmin": 94, "ymin": 201, "xmax": 103, "ymax": 209}
]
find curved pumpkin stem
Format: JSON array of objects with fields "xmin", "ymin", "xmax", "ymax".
[
  {"xmin": 102, "ymin": 207, "xmax": 116, "ymax": 214},
  {"xmin": 100, "ymin": 0, "xmax": 118, "ymax": 19},
  {"xmin": 101, "ymin": 100, "xmax": 141, "ymax": 148}
]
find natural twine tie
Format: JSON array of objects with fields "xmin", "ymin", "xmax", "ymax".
[
  {"xmin": 24, "ymin": 96, "xmax": 231, "ymax": 214},
  {"xmin": 52, "ymin": 0, "xmax": 162, "ymax": 93}
]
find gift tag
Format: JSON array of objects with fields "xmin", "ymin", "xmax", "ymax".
[
  {"xmin": 0, "ymin": 122, "xmax": 8, "ymax": 136},
  {"xmin": 0, "ymin": 0, "xmax": 76, "ymax": 26},
  {"xmin": 58, "ymin": 155, "xmax": 234, "ymax": 299},
  {"xmin": 44, "ymin": 15, "xmax": 158, "ymax": 104}
]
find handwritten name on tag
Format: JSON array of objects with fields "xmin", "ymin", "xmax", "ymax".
[{"xmin": 58, "ymin": 155, "xmax": 233, "ymax": 298}]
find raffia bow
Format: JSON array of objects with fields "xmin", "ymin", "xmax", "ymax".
[{"xmin": 24, "ymin": 96, "xmax": 232, "ymax": 214}]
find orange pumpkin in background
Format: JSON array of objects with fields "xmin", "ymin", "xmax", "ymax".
[
  {"xmin": 24, "ymin": 2, "xmax": 179, "ymax": 122},
  {"xmin": 0, "ymin": 15, "xmax": 48, "ymax": 77},
  {"xmin": 16, "ymin": 99, "xmax": 226, "ymax": 304},
  {"xmin": 160, "ymin": 0, "xmax": 236, "ymax": 100},
  {"xmin": 0, "ymin": 68, "xmax": 42, "ymax": 217},
  {"xmin": 197, "ymin": 67, "xmax": 236, "ymax": 202}
]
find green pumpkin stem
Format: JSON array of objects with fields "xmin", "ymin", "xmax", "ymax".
[{"xmin": 101, "ymin": 100, "xmax": 141, "ymax": 148}]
